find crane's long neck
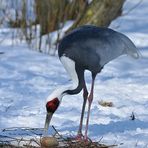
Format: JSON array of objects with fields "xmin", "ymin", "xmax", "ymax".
[
  {"xmin": 46, "ymin": 72, "xmax": 84, "ymax": 103},
  {"xmin": 63, "ymin": 72, "xmax": 84, "ymax": 95},
  {"xmin": 46, "ymin": 56, "xmax": 84, "ymax": 102}
]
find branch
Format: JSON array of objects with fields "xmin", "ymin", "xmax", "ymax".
[{"xmin": 122, "ymin": 0, "xmax": 143, "ymax": 16}]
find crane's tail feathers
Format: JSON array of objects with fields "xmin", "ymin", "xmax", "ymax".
[
  {"xmin": 120, "ymin": 34, "xmax": 141, "ymax": 59},
  {"xmin": 126, "ymin": 46, "xmax": 141, "ymax": 59},
  {"xmin": 125, "ymin": 41, "xmax": 141, "ymax": 59}
]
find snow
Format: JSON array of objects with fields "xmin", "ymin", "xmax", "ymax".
[{"xmin": 0, "ymin": 0, "xmax": 148, "ymax": 147}]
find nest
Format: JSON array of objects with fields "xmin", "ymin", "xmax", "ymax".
[
  {"xmin": 57, "ymin": 140, "xmax": 112, "ymax": 148},
  {"xmin": 0, "ymin": 126, "xmax": 117, "ymax": 148}
]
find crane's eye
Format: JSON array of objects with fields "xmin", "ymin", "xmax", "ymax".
[{"xmin": 46, "ymin": 98, "xmax": 59, "ymax": 113}]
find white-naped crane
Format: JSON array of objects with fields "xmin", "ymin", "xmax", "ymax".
[{"xmin": 44, "ymin": 25, "xmax": 140, "ymax": 140}]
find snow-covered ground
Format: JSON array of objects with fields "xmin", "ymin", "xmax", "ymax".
[{"xmin": 0, "ymin": 0, "xmax": 148, "ymax": 147}]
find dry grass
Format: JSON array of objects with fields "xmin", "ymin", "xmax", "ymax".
[
  {"xmin": 57, "ymin": 140, "xmax": 114, "ymax": 148},
  {"xmin": 0, "ymin": 126, "xmax": 117, "ymax": 148},
  {"xmin": 0, "ymin": 141, "xmax": 116, "ymax": 148}
]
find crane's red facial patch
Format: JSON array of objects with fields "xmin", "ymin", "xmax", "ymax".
[{"xmin": 46, "ymin": 98, "xmax": 60, "ymax": 113}]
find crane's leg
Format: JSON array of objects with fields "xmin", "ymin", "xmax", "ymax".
[
  {"xmin": 84, "ymin": 73, "xmax": 96, "ymax": 140},
  {"xmin": 77, "ymin": 82, "xmax": 88, "ymax": 138}
]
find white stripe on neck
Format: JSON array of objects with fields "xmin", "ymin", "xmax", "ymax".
[
  {"xmin": 46, "ymin": 56, "xmax": 79, "ymax": 103},
  {"xmin": 60, "ymin": 56, "xmax": 79, "ymax": 88}
]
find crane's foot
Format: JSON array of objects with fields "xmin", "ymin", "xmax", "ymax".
[
  {"xmin": 67, "ymin": 133, "xmax": 84, "ymax": 141},
  {"xmin": 69, "ymin": 133, "xmax": 91, "ymax": 143},
  {"xmin": 76, "ymin": 132, "xmax": 92, "ymax": 141},
  {"xmin": 75, "ymin": 133, "xmax": 84, "ymax": 140},
  {"xmin": 84, "ymin": 135, "xmax": 92, "ymax": 142}
]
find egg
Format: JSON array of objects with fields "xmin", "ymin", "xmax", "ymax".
[{"xmin": 41, "ymin": 137, "xmax": 58, "ymax": 148}]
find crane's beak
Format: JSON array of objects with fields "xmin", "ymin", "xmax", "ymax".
[{"xmin": 44, "ymin": 112, "xmax": 53, "ymax": 134}]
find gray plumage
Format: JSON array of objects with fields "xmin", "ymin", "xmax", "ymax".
[{"xmin": 58, "ymin": 25, "xmax": 140, "ymax": 74}]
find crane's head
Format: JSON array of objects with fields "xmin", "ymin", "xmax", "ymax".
[
  {"xmin": 44, "ymin": 97, "xmax": 60, "ymax": 132},
  {"xmin": 46, "ymin": 98, "xmax": 60, "ymax": 113},
  {"xmin": 44, "ymin": 87, "xmax": 67, "ymax": 133}
]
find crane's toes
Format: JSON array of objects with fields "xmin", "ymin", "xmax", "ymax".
[
  {"xmin": 69, "ymin": 133, "xmax": 91, "ymax": 143},
  {"xmin": 84, "ymin": 135, "xmax": 92, "ymax": 142},
  {"xmin": 67, "ymin": 133, "xmax": 84, "ymax": 141},
  {"xmin": 75, "ymin": 133, "xmax": 84, "ymax": 140}
]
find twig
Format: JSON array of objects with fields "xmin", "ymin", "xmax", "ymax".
[
  {"xmin": 108, "ymin": 144, "xmax": 118, "ymax": 147},
  {"xmin": 98, "ymin": 136, "xmax": 103, "ymax": 143},
  {"xmin": 18, "ymin": 137, "xmax": 23, "ymax": 147},
  {"xmin": 52, "ymin": 125, "xmax": 66, "ymax": 140},
  {"xmin": 0, "ymin": 134, "xmax": 19, "ymax": 141},
  {"xmin": 1, "ymin": 126, "xmax": 117, "ymax": 148},
  {"xmin": 2, "ymin": 127, "xmax": 44, "ymax": 133},
  {"xmin": 122, "ymin": 0, "xmax": 143, "ymax": 16}
]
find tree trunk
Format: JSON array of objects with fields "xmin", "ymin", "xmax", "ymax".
[
  {"xmin": 67, "ymin": 0, "xmax": 125, "ymax": 32},
  {"xmin": 35, "ymin": 0, "xmax": 87, "ymax": 35}
]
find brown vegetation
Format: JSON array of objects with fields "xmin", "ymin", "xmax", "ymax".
[
  {"xmin": 0, "ymin": 0, "xmax": 125, "ymax": 54},
  {"xmin": 0, "ymin": 127, "xmax": 117, "ymax": 148}
]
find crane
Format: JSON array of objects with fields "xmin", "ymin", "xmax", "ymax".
[{"xmin": 44, "ymin": 25, "xmax": 140, "ymax": 140}]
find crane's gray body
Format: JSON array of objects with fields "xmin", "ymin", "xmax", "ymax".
[{"xmin": 58, "ymin": 25, "xmax": 139, "ymax": 74}]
